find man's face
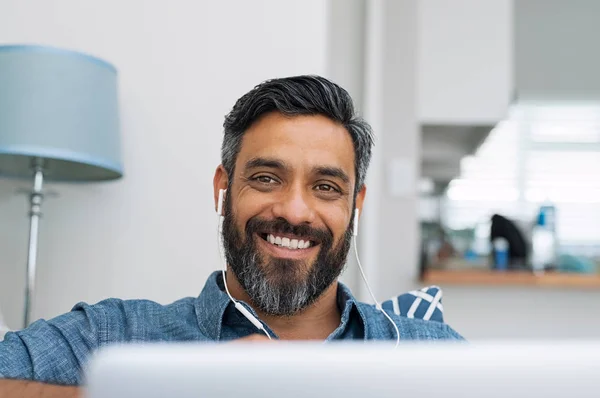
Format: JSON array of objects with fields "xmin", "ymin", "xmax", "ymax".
[{"xmin": 217, "ymin": 112, "xmax": 365, "ymax": 316}]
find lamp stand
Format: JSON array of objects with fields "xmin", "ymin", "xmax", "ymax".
[{"xmin": 23, "ymin": 160, "xmax": 44, "ymax": 328}]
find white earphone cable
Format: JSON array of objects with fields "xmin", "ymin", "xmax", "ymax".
[
  {"xmin": 217, "ymin": 213, "xmax": 272, "ymax": 340},
  {"xmin": 353, "ymin": 235, "xmax": 400, "ymax": 348}
]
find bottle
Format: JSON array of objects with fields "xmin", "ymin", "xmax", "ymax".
[
  {"xmin": 531, "ymin": 203, "xmax": 557, "ymax": 274},
  {"xmin": 493, "ymin": 237, "xmax": 509, "ymax": 271}
]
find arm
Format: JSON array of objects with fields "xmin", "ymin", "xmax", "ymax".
[
  {"xmin": 0, "ymin": 380, "xmax": 80, "ymax": 398},
  {"xmin": 0, "ymin": 334, "xmax": 271, "ymax": 398},
  {"xmin": 0, "ymin": 303, "xmax": 104, "ymax": 388}
]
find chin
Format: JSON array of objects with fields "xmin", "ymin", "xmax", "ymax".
[{"xmin": 260, "ymin": 257, "xmax": 312, "ymax": 282}]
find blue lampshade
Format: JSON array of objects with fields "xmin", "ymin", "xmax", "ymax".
[{"xmin": 0, "ymin": 45, "xmax": 123, "ymax": 181}]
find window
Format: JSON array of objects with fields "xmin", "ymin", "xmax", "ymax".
[{"xmin": 443, "ymin": 102, "xmax": 600, "ymax": 251}]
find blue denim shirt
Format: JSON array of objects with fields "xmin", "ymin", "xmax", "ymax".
[{"xmin": 0, "ymin": 271, "xmax": 462, "ymax": 385}]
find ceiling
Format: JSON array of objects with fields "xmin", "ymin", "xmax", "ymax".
[{"xmin": 420, "ymin": 124, "xmax": 493, "ymax": 192}]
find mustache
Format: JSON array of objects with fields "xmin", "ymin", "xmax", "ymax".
[{"xmin": 245, "ymin": 217, "xmax": 333, "ymax": 245}]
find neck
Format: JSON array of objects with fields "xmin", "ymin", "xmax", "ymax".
[{"xmin": 224, "ymin": 269, "xmax": 341, "ymax": 340}]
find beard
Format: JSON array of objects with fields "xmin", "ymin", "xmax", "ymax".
[{"xmin": 221, "ymin": 195, "xmax": 353, "ymax": 317}]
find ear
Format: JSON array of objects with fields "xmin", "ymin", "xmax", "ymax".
[
  {"xmin": 213, "ymin": 165, "xmax": 229, "ymax": 213},
  {"xmin": 355, "ymin": 184, "xmax": 367, "ymax": 218}
]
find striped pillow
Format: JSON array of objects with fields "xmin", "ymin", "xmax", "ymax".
[{"xmin": 380, "ymin": 286, "xmax": 444, "ymax": 323}]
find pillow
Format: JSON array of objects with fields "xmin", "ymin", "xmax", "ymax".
[{"xmin": 380, "ymin": 285, "xmax": 444, "ymax": 323}]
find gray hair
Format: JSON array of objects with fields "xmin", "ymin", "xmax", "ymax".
[{"xmin": 221, "ymin": 75, "xmax": 374, "ymax": 194}]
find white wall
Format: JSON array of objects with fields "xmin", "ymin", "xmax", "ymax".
[
  {"xmin": 417, "ymin": 0, "xmax": 513, "ymax": 124},
  {"xmin": 361, "ymin": 0, "xmax": 421, "ymax": 300},
  {"xmin": 443, "ymin": 287, "xmax": 600, "ymax": 340},
  {"xmin": 516, "ymin": 0, "xmax": 600, "ymax": 100},
  {"xmin": 0, "ymin": 0, "xmax": 328, "ymax": 329}
]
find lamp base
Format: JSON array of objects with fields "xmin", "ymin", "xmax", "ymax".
[{"xmin": 22, "ymin": 159, "xmax": 44, "ymax": 328}]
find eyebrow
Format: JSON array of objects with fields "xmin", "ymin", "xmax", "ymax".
[
  {"xmin": 313, "ymin": 166, "xmax": 350, "ymax": 185},
  {"xmin": 244, "ymin": 157, "xmax": 288, "ymax": 171}
]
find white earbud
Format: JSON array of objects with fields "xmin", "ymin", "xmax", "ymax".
[
  {"xmin": 217, "ymin": 188, "xmax": 226, "ymax": 217},
  {"xmin": 353, "ymin": 208, "xmax": 359, "ymax": 237},
  {"xmin": 234, "ymin": 302, "xmax": 264, "ymax": 330}
]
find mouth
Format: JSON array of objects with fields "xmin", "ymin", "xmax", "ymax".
[
  {"xmin": 255, "ymin": 231, "xmax": 321, "ymax": 260},
  {"xmin": 258, "ymin": 232, "xmax": 318, "ymax": 250}
]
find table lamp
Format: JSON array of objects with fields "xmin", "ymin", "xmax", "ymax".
[{"xmin": 0, "ymin": 45, "xmax": 123, "ymax": 328}]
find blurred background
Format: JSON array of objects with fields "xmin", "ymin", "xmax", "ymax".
[{"xmin": 0, "ymin": 0, "xmax": 598, "ymax": 340}]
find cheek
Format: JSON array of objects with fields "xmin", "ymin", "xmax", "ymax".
[
  {"xmin": 232, "ymin": 192, "xmax": 270, "ymax": 227},
  {"xmin": 322, "ymin": 208, "xmax": 352, "ymax": 240}
]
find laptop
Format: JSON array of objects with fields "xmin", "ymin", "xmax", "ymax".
[{"xmin": 83, "ymin": 341, "xmax": 600, "ymax": 398}]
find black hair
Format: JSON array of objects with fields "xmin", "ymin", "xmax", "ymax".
[{"xmin": 221, "ymin": 75, "xmax": 374, "ymax": 193}]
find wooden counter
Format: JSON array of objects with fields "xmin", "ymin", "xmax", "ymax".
[{"xmin": 422, "ymin": 269, "xmax": 600, "ymax": 289}]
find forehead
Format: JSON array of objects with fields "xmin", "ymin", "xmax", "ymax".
[{"xmin": 236, "ymin": 112, "xmax": 356, "ymax": 179}]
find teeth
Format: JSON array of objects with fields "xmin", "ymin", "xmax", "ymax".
[{"xmin": 266, "ymin": 234, "xmax": 311, "ymax": 250}]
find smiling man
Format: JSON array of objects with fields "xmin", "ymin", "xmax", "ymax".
[
  {"xmin": 216, "ymin": 107, "xmax": 362, "ymax": 340},
  {"xmin": 0, "ymin": 76, "xmax": 462, "ymax": 396}
]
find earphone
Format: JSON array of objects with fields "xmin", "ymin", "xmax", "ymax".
[
  {"xmin": 351, "ymin": 208, "xmax": 400, "ymax": 348},
  {"xmin": 216, "ymin": 189, "xmax": 398, "ymax": 346},
  {"xmin": 217, "ymin": 189, "xmax": 272, "ymax": 339}
]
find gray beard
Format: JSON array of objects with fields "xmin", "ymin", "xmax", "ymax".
[
  {"xmin": 230, "ymin": 253, "xmax": 311, "ymax": 315},
  {"xmin": 221, "ymin": 199, "xmax": 352, "ymax": 316}
]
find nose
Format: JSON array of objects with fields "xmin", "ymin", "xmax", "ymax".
[{"xmin": 271, "ymin": 184, "xmax": 316, "ymax": 226}]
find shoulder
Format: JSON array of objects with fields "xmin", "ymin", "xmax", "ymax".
[
  {"xmin": 72, "ymin": 296, "xmax": 195, "ymax": 315},
  {"xmin": 358, "ymin": 303, "xmax": 464, "ymax": 341},
  {"xmin": 70, "ymin": 296, "xmax": 203, "ymax": 343},
  {"xmin": 69, "ymin": 296, "xmax": 195, "ymax": 324},
  {"xmin": 394, "ymin": 315, "xmax": 464, "ymax": 341}
]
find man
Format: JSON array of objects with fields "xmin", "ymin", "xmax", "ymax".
[{"xmin": 0, "ymin": 75, "xmax": 462, "ymax": 397}]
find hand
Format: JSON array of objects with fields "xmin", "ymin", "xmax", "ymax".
[{"xmin": 231, "ymin": 334, "xmax": 272, "ymax": 342}]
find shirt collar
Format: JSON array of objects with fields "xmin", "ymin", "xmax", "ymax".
[
  {"xmin": 194, "ymin": 271, "xmax": 367, "ymax": 341},
  {"xmin": 194, "ymin": 271, "xmax": 231, "ymax": 340},
  {"xmin": 329, "ymin": 279, "xmax": 369, "ymax": 340}
]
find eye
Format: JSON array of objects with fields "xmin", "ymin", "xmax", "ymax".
[
  {"xmin": 253, "ymin": 175, "xmax": 277, "ymax": 185},
  {"xmin": 315, "ymin": 184, "xmax": 339, "ymax": 193}
]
